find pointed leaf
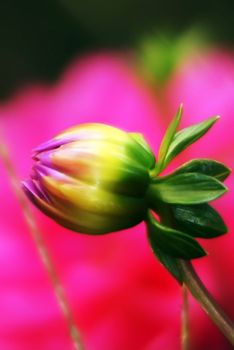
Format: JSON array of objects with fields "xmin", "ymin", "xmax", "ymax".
[
  {"xmin": 147, "ymin": 239, "xmax": 183, "ymax": 283},
  {"xmin": 163, "ymin": 116, "xmax": 219, "ymax": 167},
  {"xmin": 149, "ymin": 172, "xmax": 227, "ymax": 204},
  {"xmin": 156, "ymin": 104, "xmax": 183, "ymax": 174},
  {"xmin": 171, "ymin": 203, "xmax": 227, "ymax": 238},
  {"xmin": 146, "ymin": 213, "xmax": 206, "ymax": 259},
  {"xmin": 169, "ymin": 159, "xmax": 231, "ymax": 181},
  {"xmin": 130, "ymin": 132, "xmax": 154, "ymax": 155}
]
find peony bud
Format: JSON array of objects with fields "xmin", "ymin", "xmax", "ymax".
[{"xmin": 23, "ymin": 123, "xmax": 156, "ymax": 234}]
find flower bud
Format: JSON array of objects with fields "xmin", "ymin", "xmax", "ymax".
[{"xmin": 23, "ymin": 123, "xmax": 156, "ymax": 234}]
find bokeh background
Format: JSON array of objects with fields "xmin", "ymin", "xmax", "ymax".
[
  {"xmin": 0, "ymin": 1, "xmax": 234, "ymax": 350},
  {"xmin": 0, "ymin": 0, "xmax": 234, "ymax": 99}
]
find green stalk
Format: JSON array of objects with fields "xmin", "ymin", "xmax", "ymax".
[
  {"xmin": 179, "ymin": 259, "xmax": 234, "ymax": 346},
  {"xmin": 158, "ymin": 203, "xmax": 234, "ymax": 346},
  {"xmin": 181, "ymin": 285, "xmax": 189, "ymax": 350}
]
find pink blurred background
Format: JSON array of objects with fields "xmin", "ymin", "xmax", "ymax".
[{"xmin": 0, "ymin": 46, "xmax": 234, "ymax": 350}]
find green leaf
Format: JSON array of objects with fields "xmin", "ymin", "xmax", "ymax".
[
  {"xmin": 149, "ymin": 172, "xmax": 227, "ymax": 204},
  {"xmin": 147, "ymin": 240, "xmax": 183, "ymax": 283},
  {"xmin": 146, "ymin": 212, "xmax": 206, "ymax": 259},
  {"xmin": 169, "ymin": 159, "xmax": 231, "ymax": 181},
  {"xmin": 163, "ymin": 116, "xmax": 219, "ymax": 168},
  {"xmin": 156, "ymin": 104, "xmax": 183, "ymax": 174},
  {"xmin": 130, "ymin": 132, "xmax": 154, "ymax": 156},
  {"xmin": 171, "ymin": 203, "xmax": 227, "ymax": 238}
]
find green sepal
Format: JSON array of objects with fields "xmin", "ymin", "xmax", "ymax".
[
  {"xmin": 171, "ymin": 203, "xmax": 227, "ymax": 238},
  {"xmin": 149, "ymin": 172, "xmax": 227, "ymax": 205},
  {"xmin": 147, "ymin": 239, "xmax": 183, "ymax": 283},
  {"xmin": 155, "ymin": 104, "xmax": 183, "ymax": 175},
  {"xmin": 168, "ymin": 159, "xmax": 231, "ymax": 182},
  {"xmin": 146, "ymin": 212, "xmax": 207, "ymax": 259},
  {"xmin": 162, "ymin": 116, "xmax": 219, "ymax": 168},
  {"xmin": 130, "ymin": 132, "xmax": 155, "ymax": 159}
]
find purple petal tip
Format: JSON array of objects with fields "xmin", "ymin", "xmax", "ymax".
[
  {"xmin": 22, "ymin": 179, "xmax": 37, "ymax": 198},
  {"xmin": 22, "ymin": 179, "xmax": 50, "ymax": 203},
  {"xmin": 33, "ymin": 136, "xmax": 74, "ymax": 156}
]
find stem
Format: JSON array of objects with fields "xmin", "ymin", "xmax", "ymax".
[
  {"xmin": 179, "ymin": 260, "xmax": 234, "ymax": 346},
  {"xmin": 0, "ymin": 136, "xmax": 85, "ymax": 350},
  {"xmin": 181, "ymin": 284, "xmax": 190, "ymax": 350},
  {"xmin": 157, "ymin": 203, "xmax": 234, "ymax": 346}
]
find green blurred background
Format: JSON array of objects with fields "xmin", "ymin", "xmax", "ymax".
[{"xmin": 0, "ymin": 0, "xmax": 233, "ymax": 99}]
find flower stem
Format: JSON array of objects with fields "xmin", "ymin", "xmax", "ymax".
[
  {"xmin": 0, "ymin": 135, "xmax": 85, "ymax": 350},
  {"xmin": 157, "ymin": 202, "xmax": 234, "ymax": 346},
  {"xmin": 179, "ymin": 259, "xmax": 234, "ymax": 346},
  {"xmin": 181, "ymin": 284, "xmax": 190, "ymax": 350}
]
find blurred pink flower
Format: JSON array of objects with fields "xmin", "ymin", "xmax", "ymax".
[
  {"xmin": 0, "ymin": 49, "xmax": 234, "ymax": 350},
  {"xmin": 0, "ymin": 54, "xmax": 178, "ymax": 350},
  {"xmin": 166, "ymin": 49, "xmax": 234, "ymax": 350}
]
